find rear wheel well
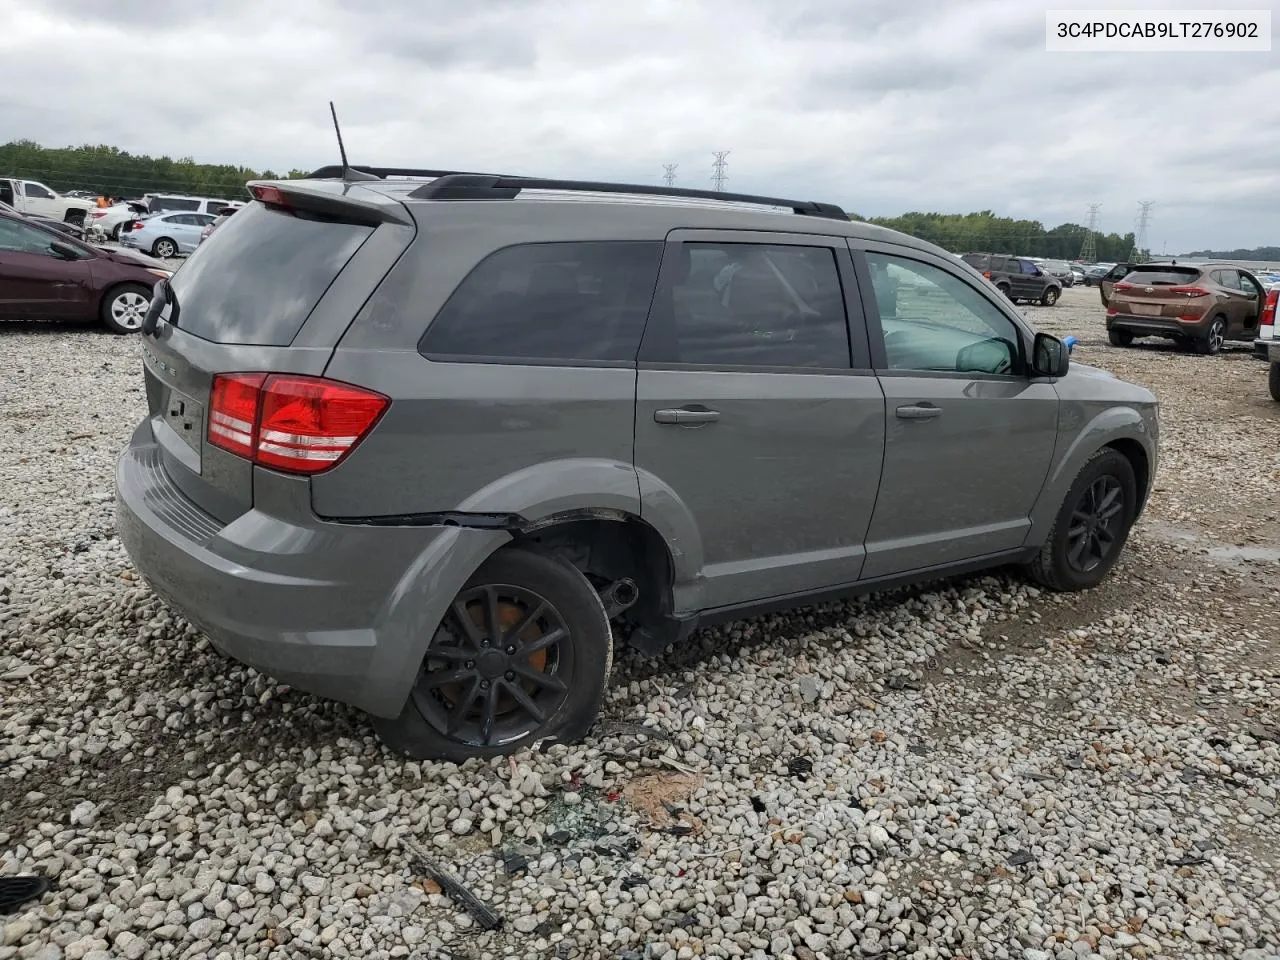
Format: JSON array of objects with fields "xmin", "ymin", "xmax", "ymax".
[
  {"xmin": 1106, "ymin": 438, "xmax": 1150, "ymax": 514},
  {"xmin": 508, "ymin": 514, "xmax": 677, "ymax": 654}
]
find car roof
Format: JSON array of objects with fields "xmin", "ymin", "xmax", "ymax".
[{"xmin": 271, "ymin": 174, "xmax": 950, "ymax": 259}]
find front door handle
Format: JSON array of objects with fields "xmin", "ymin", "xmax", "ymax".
[
  {"xmin": 655, "ymin": 407, "xmax": 720, "ymax": 425},
  {"xmin": 896, "ymin": 403, "xmax": 942, "ymax": 420}
]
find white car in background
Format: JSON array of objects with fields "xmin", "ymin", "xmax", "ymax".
[{"xmin": 86, "ymin": 200, "xmax": 150, "ymax": 242}]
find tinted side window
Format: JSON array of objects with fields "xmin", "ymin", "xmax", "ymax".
[
  {"xmin": 643, "ymin": 242, "xmax": 850, "ymax": 369},
  {"xmin": 867, "ymin": 252, "xmax": 1022, "ymax": 375},
  {"xmin": 420, "ymin": 241, "xmax": 662, "ymax": 363},
  {"xmin": 23, "ymin": 182, "xmax": 53, "ymax": 199},
  {"xmin": 1020, "ymin": 260, "xmax": 1040, "ymax": 275},
  {"xmin": 1220, "ymin": 270, "xmax": 1243, "ymax": 291},
  {"xmin": 1238, "ymin": 272, "xmax": 1260, "ymax": 296}
]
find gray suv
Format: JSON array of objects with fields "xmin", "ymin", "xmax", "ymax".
[
  {"xmin": 116, "ymin": 169, "xmax": 1159, "ymax": 761},
  {"xmin": 959, "ymin": 252, "xmax": 1063, "ymax": 305}
]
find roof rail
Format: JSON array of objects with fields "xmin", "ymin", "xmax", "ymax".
[
  {"xmin": 304, "ymin": 165, "xmax": 519, "ymax": 181},
  {"xmin": 406, "ymin": 175, "xmax": 850, "ymax": 221}
]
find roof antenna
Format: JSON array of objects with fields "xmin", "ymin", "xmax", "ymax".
[{"xmin": 329, "ymin": 102, "xmax": 378, "ymax": 182}]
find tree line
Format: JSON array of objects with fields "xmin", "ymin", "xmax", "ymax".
[
  {"xmin": 0, "ymin": 140, "xmax": 309, "ymax": 201},
  {"xmin": 4, "ymin": 140, "xmax": 1141, "ymax": 260},
  {"xmin": 851, "ymin": 210, "xmax": 1137, "ymax": 262},
  {"xmin": 1184, "ymin": 245, "xmax": 1280, "ymax": 261}
]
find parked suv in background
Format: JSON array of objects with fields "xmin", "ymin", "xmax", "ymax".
[
  {"xmin": 1038, "ymin": 259, "xmax": 1076, "ymax": 287},
  {"xmin": 116, "ymin": 169, "xmax": 1158, "ymax": 761},
  {"xmin": 959, "ymin": 252, "xmax": 1062, "ymax": 305},
  {"xmin": 1107, "ymin": 262, "xmax": 1266, "ymax": 354}
]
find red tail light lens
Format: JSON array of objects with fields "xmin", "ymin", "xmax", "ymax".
[
  {"xmin": 250, "ymin": 185, "xmax": 290, "ymax": 208},
  {"xmin": 1178, "ymin": 313, "xmax": 1204, "ymax": 323},
  {"xmin": 1167, "ymin": 286, "xmax": 1210, "ymax": 297},
  {"xmin": 207, "ymin": 374, "xmax": 388, "ymax": 475},
  {"xmin": 1112, "ymin": 282, "xmax": 1133, "ymax": 292},
  {"xmin": 208, "ymin": 373, "xmax": 266, "ymax": 458},
  {"xmin": 1106, "ymin": 306, "xmax": 1118, "ymax": 316},
  {"xmin": 1262, "ymin": 290, "xmax": 1277, "ymax": 327},
  {"xmin": 256, "ymin": 376, "xmax": 389, "ymax": 472}
]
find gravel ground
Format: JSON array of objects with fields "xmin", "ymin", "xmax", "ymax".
[{"xmin": 1, "ymin": 284, "xmax": 1278, "ymax": 960}]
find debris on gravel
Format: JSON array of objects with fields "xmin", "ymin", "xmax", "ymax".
[{"xmin": 1, "ymin": 292, "xmax": 1277, "ymax": 959}]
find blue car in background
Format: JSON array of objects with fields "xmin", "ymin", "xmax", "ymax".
[{"xmin": 120, "ymin": 211, "xmax": 217, "ymax": 259}]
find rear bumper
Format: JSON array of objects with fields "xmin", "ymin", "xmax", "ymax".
[
  {"xmin": 1255, "ymin": 335, "xmax": 1274, "ymax": 360},
  {"xmin": 115, "ymin": 420, "xmax": 509, "ymax": 716},
  {"xmin": 1107, "ymin": 315, "xmax": 1200, "ymax": 337}
]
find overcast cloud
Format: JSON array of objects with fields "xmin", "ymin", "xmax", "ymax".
[{"xmin": 2, "ymin": 0, "xmax": 1277, "ymax": 250}]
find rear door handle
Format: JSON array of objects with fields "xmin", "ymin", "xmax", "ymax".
[
  {"xmin": 896, "ymin": 403, "xmax": 942, "ymax": 420},
  {"xmin": 655, "ymin": 407, "xmax": 720, "ymax": 425}
]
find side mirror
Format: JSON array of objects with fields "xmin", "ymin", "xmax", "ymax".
[
  {"xmin": 49, "ymin": 240, "xmax": 79, "ymax": 260},
  {"xmin": 1033, "ymin": 332, "xmax": 1070, "ymax": 378}
]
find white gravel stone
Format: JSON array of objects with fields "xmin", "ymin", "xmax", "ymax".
[{"xmin": 0, "ymin": 292, "xmax": 1277, "ymax": 959}]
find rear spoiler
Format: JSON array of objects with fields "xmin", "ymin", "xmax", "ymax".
[{"xmin": 244, "ymin": 181, "xmax": 412, "ymax": 227}]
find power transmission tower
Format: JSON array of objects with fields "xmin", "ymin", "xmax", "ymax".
[
  {"xmin": 711, "ymin": 151, "xmax": 729, "ymax": 192},
  {"xmin": 662, "ymin": 163, "xmax": 678, "ymax": 188},
  {"xmin": 1080, "ymin": 203, "xmax": 1101, "ymax": 262},
  {"xmin": 1132, "ymin": 201, "xmax": 1154, "ymax": 263}
]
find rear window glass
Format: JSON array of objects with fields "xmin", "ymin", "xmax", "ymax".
[
  {"xmin": 168, "ymin": 203, "xmax": 372, "ymax": 346},
  {"xmin": 1122, "ymin": 267, "xmax": 1201, "ymax": 286},
  {"xmin": 420, "ymin": 241, "xmax": 663, "ymax": 363}
]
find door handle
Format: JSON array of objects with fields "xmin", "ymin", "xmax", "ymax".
[
  {"xmin": 655, "ymin": 407, "xmax": 720, "ymax": 425},
  {"xmin": 896, "ymin": 403, "xmax": 942, "ymax": 420}
]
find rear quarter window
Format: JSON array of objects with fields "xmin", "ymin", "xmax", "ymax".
[
  {"xmin": 419, "ymin": 241, "xmax": 663, "ymax": 363},
  {"xmin": 168, "ymin": 203, "xmax": 373, "ymax": 346}
]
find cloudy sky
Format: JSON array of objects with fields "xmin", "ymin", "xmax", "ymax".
[{"xmin": 2, "ymin": 0, "xmax": 1277, "ymax": 250}]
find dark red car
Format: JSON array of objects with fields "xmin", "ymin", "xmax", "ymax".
[{"xmin": 0, "ymin": 206, "xmax": 173, "ymax": 333}]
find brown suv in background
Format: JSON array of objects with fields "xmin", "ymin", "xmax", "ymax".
[{"xmin": 1106, "ymin": 262, "xmax": 1266, "ymax": 355}]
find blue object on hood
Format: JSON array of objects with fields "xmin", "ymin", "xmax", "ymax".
[{"xmin": 1063, "ymin": 335, "xmax": 1078, "ymax": 352}]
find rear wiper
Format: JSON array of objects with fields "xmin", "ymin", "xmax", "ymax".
[{"xmin": 143, "ymin": 280, "xmax": 179, "ymax": 336}]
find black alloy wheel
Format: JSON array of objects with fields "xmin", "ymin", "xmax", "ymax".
[
  {"xmin": 1064, "ymin": 475, "xmax": 1125, "ymax": 573},
  {"xmin": 413, "ymin": 583, "xmax": 573, "ymax": 748}
]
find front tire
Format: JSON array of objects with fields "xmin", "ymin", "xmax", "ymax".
[
  {"xmin": 1269, "ymin": 362, "xmax": 1280, "ymax": 402},
  {"xmin": 1108, "ymin": 329, "xmax": 1134, "ymax": 347},
  {"xmin": 1026, "ymin": 448, "xmax": 1137, "ymax": 592},
  {"xmin": 996, "ymin": 283, "xmax": 1012, "ymax": 300},
  {"xmin": 373, "ymin": 548, "xmax": 613, "ymax": 762},
  {"xmin": 1041, "ymin": 287, "xmax": 1060, "ymax": 306},
  {"xmin": 100, "ymin": 283, "xmax": 152, "ymax": 334},
  {"xmin": 152, "ymin": 237, "xmax": 177, "ymax": 259}
]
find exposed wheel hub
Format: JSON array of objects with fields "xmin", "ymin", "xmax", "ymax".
[{"xmin": 476, "ymin": 649, "xmax": 508, "ymax": 679}]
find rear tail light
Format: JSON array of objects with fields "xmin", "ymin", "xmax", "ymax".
[
  {"xmin": 1178, "ymin": 314, "xmax": 1204, "ymax": 323},
  {"xmin": 1261, "ymin": 290, "xmax": 1277, "ymax": 328},
  {"xmin": 250, "ymin": 185, "xmax": 290, "ymax": 208},
  {"xmin": 90, "ymin": 211, "xmax": 106, "ymax": 220},
  {"xmin": 1112, "ymin": 282, "xmax": 1133, "ymax": 292},
  {"xmin": 1106, "ymin": 306, "xmax": 1117, "ymax": 316},
  {"xmin": 982, "ymin": 271, "xmax": 992, "ymax": 279},
  {"xmin": 208, "ymin": 373, "xmax": 388, "ymax": 475},
  {"xmin": 1167, "ymin": 286, "xmax": 1210, "ymax": 297}
]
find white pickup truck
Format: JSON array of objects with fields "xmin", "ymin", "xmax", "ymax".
[{"xmin": 0, "ymin": 177, "xmax": 96, "ymax": 227}]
